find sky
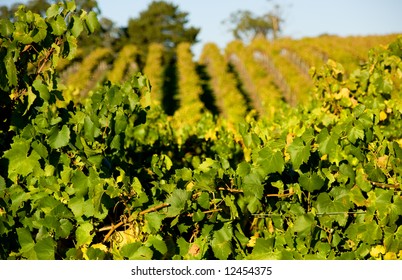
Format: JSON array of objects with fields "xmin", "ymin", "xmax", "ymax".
[{"xmin": 2, "ymin": 0, "xmax": 402, "ymax": 57}]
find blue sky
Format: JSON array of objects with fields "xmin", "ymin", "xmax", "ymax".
[{"xmin": 3, "ymin": 0, "xmax": 402, "ymax": 57}]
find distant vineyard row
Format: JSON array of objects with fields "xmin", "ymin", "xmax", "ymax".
[{"xmin": 59, "ymin": 34, "xmax": 399, "ymax": 121}]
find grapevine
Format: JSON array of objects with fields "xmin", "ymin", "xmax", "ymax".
[{"xmin": 1, "ymin": 1, "xmax": 402, "ymax": 260}]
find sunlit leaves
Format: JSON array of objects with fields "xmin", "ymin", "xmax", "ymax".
[
  {"xmin": 287, "ymin": 137, "xmax": 310, "ymax": 169},
  {"xmin": 211, "ymin": 223, "xmax": 233, "ymax": 260},
  {"xmin": 75, "ymin": 223, "xmax": 94, "ymax": 248},
  {"xmin": 293, "ymin": 213, "xmax": 315, "ymax": 236},
  {"xmin": 242, "ymin": 173, "xmax": 264, "ymax": 199},
  {"xmin": 17, "ymin": 228, "xmax": 55, "ymax": 260},
  {"xmin": 165, "ymin": 189, "xmax": 190, "ymax": 217},
  {"xmin": 4, "ymin": 50, "xmax": 17, "ymax": 87},
  {"xmin": 4, "ymin": 138, "xmax": 41, "ymax": 181},
  {"xmin": 298, "ymin": 172, "xmax": 325, "ymax": 192},
  {"xmin": 49, "ymin": 15, "xmax": 67, "ymax": 36},
  {"xmin": 1, "ymin": 3, "xmax": 402, "ymax": 262},
  {"xmin": 48, "ymin": 125, "xmax": 70, "ymax": 149},
  {"xmin": 0, "ymin": 19, "xmax": 14, "ymax": 37},
  {"xmin": 84, "ymin": 11, "xmax": 100, "ymax": 34}
]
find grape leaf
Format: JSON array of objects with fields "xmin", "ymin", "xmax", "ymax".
[
  {"xmin": 287, "ymin": 137, "xmax": 310, "ymax": 169},
  {"xmin": 299, "ymin": 172, "xmax": 325, "ymax": 192},
  {"xmin": 242, "ymin": 173, "xmax": 264, "ymax": 199},
  {"xmin": 165, "ymin": 189, "xmax": 189, "ymax": 217},
  {"xmin": 146, "ymin": 235, "xmax": 167, "ymax": 255},
  {"xmin": 46, "ymin": 4, "xmax": 60, "ymax": 18},
  {"xmin": 211, "ymin": 223, "xmax": 233, "ymax": 260},
  {"xmin": 85, "ymin": 11, "xmax": 100, "ymax": 34},
  {"xmin": 34, "ymin": 237, "xmax": 55, "ymax": 260},
  {"xmin": 317, "ymin": 128, "xmax": 337, "ymax": 155},
  {"xmin": 257, "ymin": 149, "xmax": 285, "ymax": 175},
  {"xmin": 75, "ymin": 222, "xmax": 94, "ymax": 247},
  {"xmin": 48, "ymin": 125, "xmax": 70, "ymax": 149},
  {"xmin": 5, "ymin": 50, "xmax": 17, "ymax": 86},
  {"xmin": 347, "ymin": 124, "xmax": 365, "ymax": 144},
  {"xmin": 0, "ymin": 19, "xmax": 14, "ymax": 37},
  {"xmin": 49, "ymin": 15, "xmax": 67, "ymax": 36},
  {"xmin": 293, "ymin": 214, "xmax": 315, "ymax": 236}
]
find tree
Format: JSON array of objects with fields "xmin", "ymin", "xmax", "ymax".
[
  {"xmin": 224, "ymin": 4, "xmax": 283, "ymax": 42},
  {"xmin": 125, "ymin": 1, "xmax": 200, "ymax": 63}
]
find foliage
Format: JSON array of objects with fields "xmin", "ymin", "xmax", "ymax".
[
  {"xmin": 143, "ymin": 43, "xmax": 165, "ymax": 106},
  {"xmin": 199, "ymin": 42, "xmax": 249, "ymax": 123},
  {"xmin": 107, "ymin": 44, "xmax": 138, "ymax": 84},
  {"xmin": 173, "ymin": 42, "xmax": 205, "ymax": 129},
  {"xmin": 125, "ymin": 1, "xmax": 200, "ymax": 64},
  {"xmin": 223, "ymin": 5, "xmax": 283, "ymax": 42},
  {"xmin": 1, "ymin": 1, "xmax": 402, "ymax": 260}
]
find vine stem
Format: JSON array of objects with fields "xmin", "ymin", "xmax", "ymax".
[
  {"xmin": 218, "ymin": 187, "xmax": 295, "ymax": 197},
  {"xmin": 101, "ymin": 203, "xmax": 170, "ymax": 243}
]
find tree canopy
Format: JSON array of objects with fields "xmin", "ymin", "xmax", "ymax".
[
  {"xmin": 125, "ymin": 1, "xmax": 200, "ymax": 62},
  {"xmin": 224, "ymin": 5, "xmax": 283, "ymax": 42}
]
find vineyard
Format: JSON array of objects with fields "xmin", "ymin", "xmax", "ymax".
[{"xmin": 1, "ymin": 2, "xmax": 402, "ymax": 260}]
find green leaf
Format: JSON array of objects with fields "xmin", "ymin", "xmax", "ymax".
[
  {"xmin": 68, "ymin": 196, "xmax": 85, "ymax": 218},
  {"xmin": 34, "ymin": 237, "xmax": 55, "ymax": 260},
  {"xmin": 114, "ymin": 109, "xmax": 127, "ymax": 134},
  {"xmin": 33, "ymin": 79, "xmax": 50, "ymax": 101},
  {"xmin": 293, "ymin": 213, "xmax": 315, "ymax": 236},
  {"xmin": 144, "ymin": 212, "xmax": 165, "ymax": 233},
  {"xmin": 56, "ymin": 219, "xmax": 74, "ymax": 239},
  {"xmin": 246, "ymin": 196, "xmax": 262, "ymax": 214},
  {"xmin": 316, "ymin": 189, "xmax": 352, "ymax": 226},
  {"xmin": 347, "ymin": 125, "xmax": 365, "ymax": 144},
  {"xmin": 211, "ymin": 223, "xmax": 233, "ymax": 260},
  {"xmin": 165, "ymin": 189, "xmax": 189, "ymax": 217},
  {"xmin": 247, "ymin": 238, "xmax": 280, "ymax": 260},
  {"xmin": 287, "ymin": 137, "xmax": 310, "ymax": 169},
  {"xmin": 75, "ymin": 222, "xmax": 94, "ymax": 247},
  {"xmin": 175, "ymin": 167, "xmax": 192, "ymax": 181},
  {"xmin": 146, "ymin": 235, "xmax": 167, "ymax": 255},
  {"xmin": 0, "ymin": 19, "xmax": 14, "ymax": 36},
  {"xmin": 13, "ymin": 21, "xmax": 33, "ymax": 44},
  {"xmin": 49, "ymin": 15, "xmax": 67, "ymax": 36},
  {"xmin": 17, "ymin": 228, "xmax": 35, "ymax": 254},
  {"xmin": 24, "ymin": 88, "xmax": 37, "ymax": 115},
  {"xmin": 84, "ymin": 116, "xmax": 95, "ymax": 142},
  {"xmin": 242, "ymin": 173, "xmax": 264, "ymax": 199},
  {"xmin": 4, "ymin": 139, "xmax": 41, "ymax": 180},
  {"xmin": 364, "ymin": 163, "xmax": 386, "ymax": 183},
  {"xmin": 192, "ymin": 209, "xmax": 206, "ymax": 222},
  {"xmin": 299, "ymin": 172, "xmax": 325, "ymax": 192},
  {"xmin": 85, "ymin": 11, "xmax": 100, "ymax": 34},
  {"xmin": 65, "ymin": 1, "xmax": 76, "ymax": 12},
  {"xmin": 317, "ymin": 128, "xmax": 337, "ymax": 155},
  {"xmin": 63, "ymin": 34, "xmax": 78, "ymax": 60},
  {"xmin": 122, "ymin": 243, "xmax": 153, "ymax": 260},
  {"xmin": 71, "ymin": 170, "xmax": 89, "ymax": 197},
  {"xmin": 46, "ymin": 4, "xmax": 60, "ymax": 18},
  {"xmin": 32, "ymin": 16, "xmax": 47, "ymax": 42},
  {"xmin": 197, "ymin": 192, "xmax": 210, "ymax": 209},
  {"xmin": 236, "ymin": 162, "xmax": 250, "ymax": 177},
  {"xmin": 48, "ymin": 125, "xmax": 70, "ymax": 149},
  {"xmin": 257, "ymin": 149, "xmax": 284, "ymax": 175},
  {"xmin": 198, "ymin": 158, "xmax": 216, "ymax": 172},
  {"xmin": 5, "ymin": 50, "xmax": 17, "ymax": 87},
  {"xmin": 0, "ymin": 176, "xmax": 5, "ymax": 197}
]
